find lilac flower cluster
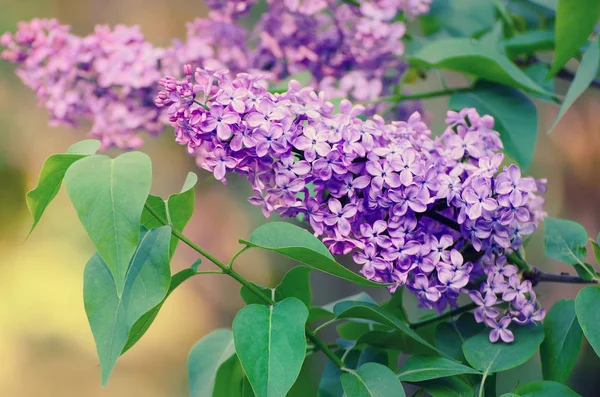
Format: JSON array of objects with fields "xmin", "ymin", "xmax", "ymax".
[{"xmin": 156, "ymin": 67, "xmax": 547, "ymax": 341}]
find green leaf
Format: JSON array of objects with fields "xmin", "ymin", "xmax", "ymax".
[
  {"xmin": 213, "ymin": 354, "xmax": 245, "ymax": 397},
  {"xmin": 591, "ymin": 239, "xmax": 600, "ymax": 265},
  {"xmin": 434, "ymin": 315, "xmax": 485, "ymax": 363},
  {"xmin": 409, "ymin": 38, "xmax": 555, "ymax": 98},
  {"xmin": 65, "ymin": 152, "xmax": 152, "ymax": 296},
  {"xmin": 529, "ymin": 0, "xmax": 556, "ymax": 10},
  {"xmin": 420, "ymin": 0, "xmax": 495, "ymax": 38},
  {"xmin": 233, "ymin": 298, "xmax": 309, "ymax": 397},
  {"xmin": 241, "ymin": 222, "xmax": 387, "ymax": 287},
  {"xmin": 549, "ymin": 0, "xmax": 600, "ymax": 76},
  {"xmin": 240, "ymin": 283, "xmax": 272, "ymax": 305},
  {"xmin": 503, "ymin": 30, "xmax": 555, "ymax": 58},
  {"xmin": 83, "ymin": 226, "xmax": 171, "ymax": 385},
  {"xmin": 524, "ymin": 64, "xmax": 555, "ymax": 96},
  {"xmin": 141, "ymin": 172, "xmax": 197, "ymax": 257},
  {"xmin": 333, "ymin": 301, "xmax": 446, "ymax": 358},
  {"xmin": 270, "ymin": 71, "xmax": 313, "ymax": 93},
  {"xmin": 540, "ymin": 299, "xmax": 583, "ymax": 382},
  {"xmin": 551, "ymin": 39, "xmax": 600, "ymax": 132},
  {"xmin": 575, "ymin": 285, "xmax": 600, "ymax": 357},
  {"xmin": 544, "ymin": 218, "xmax": 588, "ymax": 266},
  {"xmin": 121, "ymin": 268, "xmax": 198, "ymax": 354},
  {"xmin": 274, "ymin": 266, "xmax": 312, "ymax": 307},
  {"xmin": 462, "ymin": 324, "xmax": 545, "ymax": 374},
  {"xmin": 515, "ymin": 380, "xmax": 581, "ymax": 397},
  {"xmin": 341, "ymin": 363, "xmax": 406, "ymax": 397},
  {"xmin": 26, "ymin": 140, "xmax": 100, "ymax": 236},
  {"xmin": 449, "ymin": 81, "xmax": 538, "ymax": 168},
  {"xmin": 188, "ymin": 329, "xmax": 236, "ymax": 397},
  {"xmin": 397, "ymin": 356, "xmax": 481, "ymax": 382},
  {"xmin": 418, "ymin": 377, "xmax": 474, "ymax": 397}
]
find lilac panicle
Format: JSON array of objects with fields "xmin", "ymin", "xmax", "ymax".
[{"xmin": 157, "ymin": 67, "xmax": 547, "ymax": 342}]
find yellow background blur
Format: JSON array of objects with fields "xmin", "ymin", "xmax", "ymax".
[{"xmin": 0, "ymin": 1, "xmax": 599, "ymax": 396}]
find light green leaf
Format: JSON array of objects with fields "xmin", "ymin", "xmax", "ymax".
[
  {"xmin": 141, "ymin": 172, "xmax": 197, "ymax": 257},
  {"xmin": 188, "ymin": 329, "xmax": 236, "ymax": 397},
  {"xmin": 65, "ymin": 152, "xmax": 152, "ymax": 296},
  {"xmin": 121, "ymin": 268, "xmax": 198, "ymax": 354},
  {"xmin": 333, "ymin": 301, "xmax": 446, "ymax": 358},
  {"xmin": 503, "ymin": 30, "xmax": 555, "ymax": 58},
  {"xmin": 544, "ymin": 218, "xmax": 588, "ymax": 267},
  {"xmin": 540, "ymin": 299, "xmax": 583, "ymax": 382},
  {"xmin": 241, "ymin": 222, "xmax": 387, "ymax": 287},
  {"xmin": 551, "ymin": 39, "xmax": 600, "ymax": 132},
  {"xmin": 410, "ymin": 38, "xmax": 555, "ymax": 98},
  {"xmin": 419, "ymin": 377, "xmax": 474, "ymax": 397},
  {"xmin": 463, "ymin": 324, "xmax": 545, "ymax": 374},
  {"xmin": 515, "ymin": 380, "xmax": 581, "ymax": 397},
  {"xmin": 83, "ymin": 226, "xmax": 171, "ymax": 385},
  {"xmin": 275, "ymin": 266, "xmax": 312, "ymax": 307},
  {"xmin": 26, "ymin": 140, "xmax": 100, "ymax": 236},
  {"xmin": 341, "ymin": 362, "xmax": 405, "ymax": 397},
  {"xmin": 549, "ymin": 0, "xmax": 600, "ymax": 76},
  {"xmin": 575, "ymin": 285, "xmax": 600, "ymax": 358},
  {"xmin": 397, "ymin": 356, "xmax": 481, "ymax": 382},
  {"xmin": 233, "ymin": 298, "xmax": 308, "ymax": 397},
  {"xmin": 449, "ymin": 81, "xmax": 538, "ymax": 168}
]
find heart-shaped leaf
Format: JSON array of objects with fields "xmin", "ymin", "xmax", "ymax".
[
  {"xmin": 233, "ymin": 298, "xmax": 308, "ymax": 397},
  {"xmin": 540, "ymin": 299, "xmax": 583, "ymax": 382},
  {"xmin": 188, "ymin": 329, "xmax": 236, "ymax": 397},
  {"xmin": 515, "ymin": 380, "xmax": 581, "ymax": 397},
  {"xmin": 66, "ymin": 152, "xmax": 152, "ymax": 296},
  {"xmin": 241, "ymin": 222, "xmax": 386, "ymax": 287},
  {"xmin": 575, "ymin": 285, "xmax": 600, "ymax": 358},
  {"xmin": 341, "ymin": 362, "xmax": 406, "ymax": 397},
  {"xmin": 84, "ymin": 226, "xmax": 171, "ymax": 385},
  {"xmin": 397, "ymin": 355, "xmax": 480, "ymax": 382},
  {"xmin": 544, "ymin": 218, "xmax": 588, "ymax": 268}
]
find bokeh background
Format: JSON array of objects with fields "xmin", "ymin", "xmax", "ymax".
[{"xmin": 1, "ymin": 1, "xmax": 599, "ymax": 396}]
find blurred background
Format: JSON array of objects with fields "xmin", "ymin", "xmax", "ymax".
[{"xmin": 0, "ymin": 1, "xmax": 599, "ymax": 396}]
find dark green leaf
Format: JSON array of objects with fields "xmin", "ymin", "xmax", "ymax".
[
  {"xmin": 188, "ymin": 329, "xmax": 236, "ymax": 397},
  {"xmin": 240, "ymin": 282, "xmax": 272, "ymax": 305},
  {"xmin": 528, "ymin": 0, "xmax": 556, "ymax": 10},
  {"xmin": 121, "ymin": 268, "xmax": 198, "ymax": 354},
  {"xmin": 463, "ymin": 324, "xmax": 545, "ymax": 374},
  {"xmin": 233, "ymin": 298, "xmax": 308, "ymax": 397},
  {"xmin": 515, "ymin": 380, "xmax": 581, "ymax": 397},
  {"xmin": 410, "ymin": 38, "xmax": 555, "ymax": 98},
  {"xmin": 449, "ymin": 81, "xmax": 538, "ymax": 168},
  {"xmin": 318, "ymin": 350, "xmax": 360, "ymax": 397},
  {"xmin": 503, "ymin": 30, "xmax": 554, "ymax": 58},
  {"xmin": 333, "ymin": 301, "xmax": 446, "ymax": 358},
  {"xmin": 337, "ymin": 322, "xmax": 375, "ymax": 341},
  {"xmin": 573, "ymin": 262, "xmax": 597, "ymax": 281},
  {"xmin": 575, "ymin": 285, "xmax": 600, "ymax": 357},
  {"xmin": 341, "ymin": 363, "xmax": 406, "ymax": 397},
  {"xmin": 544, "ymin": 218, "xmax": 588, "ymax": 267},
  {"xmin": 397, "ymin": 356, "xmax": 480, "ymax": 382},
  {"xmin": 540, "ymin": 299, "xmax": 583, "ymax": 382},
  {"xmin": 419, "ymin": 0, "xmax": 495, "ymax": 38},
  {"xmin": 524, "ymin": 64, "xmax": 555, "ymax": 96},
  {"xmin": 83, "ymin": 226, "xmax": 171, "ymax": 385},
  {"xmin": 592, "ymin": 238, "xmax": 600, "ymax": 265},
  {"xmin": 275, "ymin": 266, "xmax": 312, "ymax": 307},
  {"xmin": 213, "ymin": 354, "xmax": 245, "ymax": 397},
  {"xmin": 551, "ymin": 39, "xmax": 600, "ymax": 132},
  {"xmin": 26, "ymin": 140, "xmax": 100, "ymax": 236},
  {"xmin": 434, "ymin": 323, "xmax": 464, "ymax": 362},
  {"xmin": 241, "ymin": 222, "xmax": 386, "ymax": 287},
  {"xmin": 419, "ymin": 377, "xmax": 474, "ymax": 397},
  {"xmin": 308, "ymin": 306, "xmax": 335, "ymax": 324},
  {"xmin": 549, "ymin": 0, "xmax": 600, "ymax": 76},
  {"xmin": 65, "ymin": 152, "xmax": 152, "ymax": 296},
  {"xmin": 322, "ymin": 292, "xmax": 377, "ymax": 313}
]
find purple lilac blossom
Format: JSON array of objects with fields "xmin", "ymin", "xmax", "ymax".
[{"xmin": 156, "ymin": 67, "xmax": 547, "ymax": 342}]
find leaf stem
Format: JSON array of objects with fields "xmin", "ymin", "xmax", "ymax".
[
  {"xmin": 410, "ymin": 303, "xmax": 479, "ymax": 329},
  {"xmin": 227, "ymin": 245, "xmax": 250, "ymax": 269},
  {"xmin": 143, "ymin": 202, "xmax": 346, "ymax": 369},
  {"xmin": 313, "ymin": 318, "xmax": 339, "ymax": 334}
]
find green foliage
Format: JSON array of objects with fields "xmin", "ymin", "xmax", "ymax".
[
  {"xmin": 232, "ymin": 298, "xmax": 309, "ymax": 397},
  {"xmin": 462, "ymin": 324, "xmax": 545, "ymax": 374},
  {"xmin": 341, "ymin": 363, "xmax": 405, "ymax": 397},
  {"xmin": 65, "ymin": 152, "xmax": 152, "ymax": 296},
  {"xmin": 409, "ymin": 38, "xmax": 555, "ymax": 98},
  {"xmin": 419, "ymin": 0, "xmax": 495, "ymax": 38},
  {"xmin": 544, "ymin": 218, "xmax": 589, "ymax": 269},
  {"xmin": 418, "ymin": 377, "xmax": 474, "ymax": 397},
  {"xmin": 397, "ymin": 355, "xmax": 480, "ymax": 382},
  {"xmin": 187, "ymin": 329, "xmax": 236, "ymax": 397},
  {"xmin": 575, "ymin": 285, "xmax": 600, "ymax": 358},
  {"xmin": 434, "ymin": 315, "xmax": 484, "ymax": 363},
  {"xmin": 241, "ymin": 222, "xmax": 386, "ymax": 287},
  {"xmin": 551, "ymin": 39, "xmax": 600, "ymax": 132},
  {"xmin": 450, "ymin": 81, "xmax": 538, "ymax": 168},
  {"xmin": 549, "ymin": 0, "xmax": 600, "ymax": 76},
  {"xmin": 540, "ymin": 299, "xmax": 583, "ymax": 383},
  {"xmin": 26, "ymin": 139, "xmax": 100, "ymax": 235},
  {"xmin": 83, "ymin": 226, "xmax": 171, "ymax": 385},
  {"xmin": 141, "ymin": 172, "xmax": 197, "ymax": 257},
  {"xmin": 240, "ymin": 266, "xmax": 312, "ymax": 306},
  {"xmin": 515, "ymin": 380, "xmax": 581, "ymax": 396},
  {"xmin": 502, "ymin": 30, "xmax": 555, "ymax": 58}
]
